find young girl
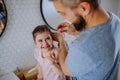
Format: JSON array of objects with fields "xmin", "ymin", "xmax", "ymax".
[{"xmin": 32, "ymin": 25, "xmax": 66, "ymax": 80}]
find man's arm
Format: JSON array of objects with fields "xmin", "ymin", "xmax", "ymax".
[{"xmin": 58, "ymin": 36, "xmax": 72, "ymax": 76}]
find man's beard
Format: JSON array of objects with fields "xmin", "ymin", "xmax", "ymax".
[{"xmin": 73, "ymin": 16, "xmax": 86, "ymax": 31}]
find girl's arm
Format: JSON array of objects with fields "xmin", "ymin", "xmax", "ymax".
[
  {"xmin": 48, "ymin": 53, "xmax": 64, "ymax": 75},
  {"xmin": 51, "ymin": 62, "xmax": 64, "ymax": 75},
  {"xmin": 37, "ymin": 63, "xmax": 44, "ymax": 80}
]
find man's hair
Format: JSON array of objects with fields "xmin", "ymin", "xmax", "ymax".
[
  {"xmin": 32, "ymin": 25, "xmax": 51, "ymax": 41},
  {"xmin": 49, "ymin": 0, "xmax": 100, "ymax": 9}
]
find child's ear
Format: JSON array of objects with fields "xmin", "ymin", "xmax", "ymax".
[{"xmin": 51, "ymin": 33, "xmax": 54, "ymax": 40}]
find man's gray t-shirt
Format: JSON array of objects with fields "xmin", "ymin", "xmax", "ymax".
[{"xmin": 66, "ymin": 12, "xmax": 120, "ymax": 80}]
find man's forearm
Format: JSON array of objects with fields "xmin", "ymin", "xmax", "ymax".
[
  {"xmin": 58, "ymin": 39, "xmax": 72, "ymax": 76},
  {"xmin": 59, "ymin": 38, "xmax": 68, "ymax": 65}
]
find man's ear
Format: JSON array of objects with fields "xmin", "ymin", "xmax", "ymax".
[{"xmin": 77, "ymin": 2, "xmax": 91, "ymax": 16}]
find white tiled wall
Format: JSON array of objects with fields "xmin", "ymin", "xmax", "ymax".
[
  {"xmin": 0, "ymin": 0, "xmax": 44, "ymax": 76},
  {"xmin": 101, "ymin": 0, "xmax": 119, "ymax": 15},
  {"xmin": 117, "ymin": 0, "xmax": 120, "ymax": 17}
]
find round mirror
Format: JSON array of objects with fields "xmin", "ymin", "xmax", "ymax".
[
  {"xmin": 0, "ymin": 0, "xmax": 7, "ymax": 37},
  {"xmin": 40, "ymin": 0, "xmax": 64, "ymax": 31}
]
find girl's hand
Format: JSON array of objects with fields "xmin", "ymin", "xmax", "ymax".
[{"xmin": 47, "ymin": 53, "xmax": 57, "ymax": 64}]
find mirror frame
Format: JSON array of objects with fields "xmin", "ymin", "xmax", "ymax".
[
  {"xmin": 40, "ymin": 0, "xmax": 56, "ymax": 31},
  {"xmin": 40, "ymin": 0, "xmax": 64, "ymax": 31},
  {"xmin": 0, "ymin": 0, "xmax": 7, "ymax": 37}
]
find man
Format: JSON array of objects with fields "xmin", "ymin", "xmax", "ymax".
[{"xmin": 50, "ymin": 0, "xmax": 120, "ymax": 80}]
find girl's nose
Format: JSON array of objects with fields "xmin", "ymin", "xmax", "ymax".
[{"xmin": 42, "ymin": 40, "xmax": 48, "ymax": 46}]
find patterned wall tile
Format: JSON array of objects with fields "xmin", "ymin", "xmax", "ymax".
[{"xmin": 0, "ymin": 0, "xmax": 44, "ymax": 76}]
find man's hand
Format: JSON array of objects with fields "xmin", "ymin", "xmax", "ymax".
[
  {"xmin": 57, "ymin": 22, "xmax": 79, "ymax": 36},
  {"xmin": 51, "ymin": 32, "xmax": 63, "ymax": 42},
  {"xmin": 57, "ymin": 22, "xmax": 69, "ymax": 33}
]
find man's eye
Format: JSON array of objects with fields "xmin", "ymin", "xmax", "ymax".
[
  {"xmin": 58, "ymin": 11, "xmax": 65, "ymax": 16},
  {"xmin": 60, "ymin": 13, "xmax": 65, "ymax": 16}
]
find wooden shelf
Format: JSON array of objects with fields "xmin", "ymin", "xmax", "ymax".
[
  {"xmin": 23, "ymin": 69, "xmax": 38, "ymax": 80},
  {"xmin": 14, "ymin": 70, "xmax": 25, "ymax": 80}
]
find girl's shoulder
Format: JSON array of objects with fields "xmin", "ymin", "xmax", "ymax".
[{"xmin": 34, "ymin": 48, "xmax": 41, "ymax": 59}]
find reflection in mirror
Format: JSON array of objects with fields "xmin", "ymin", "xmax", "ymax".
[
  {"xmin": 0, "ymin": 0, "xmax": 7, "ymax": 37},
  {"xmin": 40, "ymin": 0, "xmax": 64, "ymax": 31}
]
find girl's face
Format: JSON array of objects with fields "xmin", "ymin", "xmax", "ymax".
[{"xmin": 34, "ymin": 32, "xmax": 53, "ymax": 52}]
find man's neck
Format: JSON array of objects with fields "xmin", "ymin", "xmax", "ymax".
[{"xmin": 85, "ymin": 6, "xmax": 110, "ymax": 29}]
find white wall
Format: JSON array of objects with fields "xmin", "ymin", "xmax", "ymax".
[
  {"xmin": 0, "ymin": 0, "xmax": 44, "ymax": 76},
  {"xmin": 101, "ymin": 0, "xmax": 120, "ymax": 17},
  {"xmin": 117, "ymin": 0, "xmax": 120, "ymax": 17},
  {"xmin": 101, "ymin": 0, "xmax": 119, "ymax": 15}
]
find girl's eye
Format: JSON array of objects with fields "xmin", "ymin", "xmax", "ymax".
[
  {"xmin": 38, "ymin": 39, "xmax": 42, "ymax": 42},
  {"xmin": 46, "ymin": 37, "xmax": 50, "ymax": 40}
]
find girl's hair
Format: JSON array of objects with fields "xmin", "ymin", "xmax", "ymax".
[
  {"xmin": 49, "ymin": 0, "xmax": 100, "ymax": 10},
  {"xmin": 32, "ymin": 25, "xmax": 51, "ymax": 41}
]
